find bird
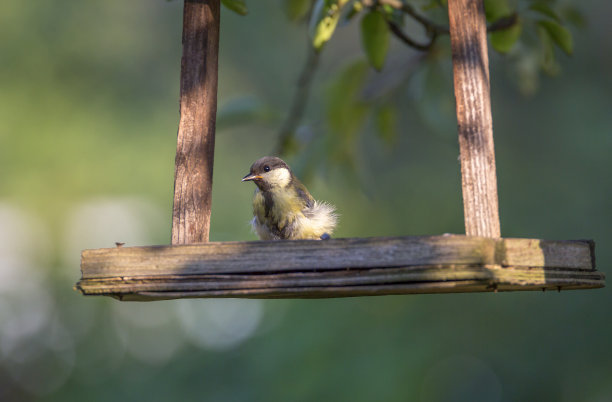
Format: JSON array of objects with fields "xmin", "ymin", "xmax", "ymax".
[{"xmin": 242, "ymin": 156, "xmax": 337, "ymax": 240}]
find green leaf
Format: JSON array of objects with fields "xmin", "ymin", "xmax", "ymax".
[
  {"xmin": 360, "ymin": 10, "xmax": 390, "ymax": 71},
  {"xmin": 221, "ymin": 0, "xmax": 248, "ymax": 16},
  {"xmin": 309, "ymin": 0, "xmax": 349, "ymax": 51},
  {"xmin": 484, "ymin": 0, "xmax": 510, "ymax": 22},
  {"xmin": 538, "ymin": 20, "xmax": 573, "ymax": 55},
  {"xmin": 376, "ymin": 105, "xmax": 398, "ymax": 145},
  {"xmin": 538, "ymin": 25, "xmax": 560, "ymax": 75},
  {"xmin": 285, "ymin": 0, "xmax": 311, "ymax": 21},
  {"xmin": 489, "ymin": 19, "xmax": 522, "ymax": 53},
  {"xmin": 326, "ymin": 61, "xmax": 369, "ymax": 140},
  {"xmin": 514, "ymin": 52, "xmax": 540, "ymax": 95},
  {"xmin": 529, "ymin": 2, "xmax": 561, "ymax": 22}
]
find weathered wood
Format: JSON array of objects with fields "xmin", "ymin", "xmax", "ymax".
[
  {"xmin": 79, "ymin": 271, "xmax": 604, "ymax": 301},
  {"xmin": 110, "ymin": 277, "xmax": 606, "ymax": 301},
  {"xmin": 79, "ymin": 236, "xmax": 594, "ymax": 278},
  {"xmin": 76, "ymin": 236, "xmax": 604, "ymax": 300},
  {"xmin": 78, "ymin": 265, "xmax": 603, "ymax": 293},
  {"xmin": 448, "ymin": 0, "xmax": 501, "ymax": 238},
  {"xmin": 172, "ymin": 0, "xmax": 220, "ymax": 244}
]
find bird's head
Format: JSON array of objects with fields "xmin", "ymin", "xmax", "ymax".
[{"xmin": 242, "ymin": 156, "xmax": 293, "ymax": 191}]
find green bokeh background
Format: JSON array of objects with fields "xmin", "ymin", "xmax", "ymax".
[{"xmin": 0, "ymin": 1, "xmax": 610, "ymax": 401}]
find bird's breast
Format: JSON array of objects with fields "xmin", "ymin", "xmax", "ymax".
[{"xmin": 253, "ymin": 188, "xmax": 304, "ymax": 229}]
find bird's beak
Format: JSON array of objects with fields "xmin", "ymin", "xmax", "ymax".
[{"xmin": 242, "ymin": 173, "xmax": 262, "ymax": 182}]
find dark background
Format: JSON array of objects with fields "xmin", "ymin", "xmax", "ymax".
[{"xmin": 0, "ymin": 0, "xmax": 610, "ymax": 400}]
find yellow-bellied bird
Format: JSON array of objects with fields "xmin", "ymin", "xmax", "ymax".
[{"xmin": 242, "ymin": 156, "xmax": 337, "ymax": 240}]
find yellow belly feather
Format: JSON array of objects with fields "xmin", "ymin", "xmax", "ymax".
[{"xmin": 252, "ymin": 187, "xmax": 336, "ymax": 240}]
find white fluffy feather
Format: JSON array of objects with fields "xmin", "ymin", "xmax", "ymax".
[
  {"xmin": 296, "ymin": 201, "xmax": 337, "ymax": 237},
  {"xmin": 250, "ymin": 200, "xmax": 338, "ymax": 240}
]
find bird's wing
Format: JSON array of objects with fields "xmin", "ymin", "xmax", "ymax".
[{"xmin": 292, "ymin": 178, "xmax": 315, "ymax": 210}]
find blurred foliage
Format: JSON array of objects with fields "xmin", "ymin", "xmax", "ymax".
[
  {"xmin": 304, "ymin": 0, "xmax": 582, "ymax": 67},
  {"xmin": 1, "ymin": 0, "xmax": 611, "ymax": 401},
  {"xmin": 221, "ymin": 0, "xmax": 249, "ymax": 16},
  {"xmin": 263, "ymin": 0, "xmax": 586, "ymax": 168},
  {"xmin": 361, "ymin": 10, "xmax": 390, "ymax": 71}
]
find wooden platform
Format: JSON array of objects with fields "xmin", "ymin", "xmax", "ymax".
[{"xmin": 76, "ymin": 235, "xmax": 604, "ymax": 301}]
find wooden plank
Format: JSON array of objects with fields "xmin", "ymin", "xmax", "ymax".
[
  {"xmin": 98, "ymin": 276, "xmax": 605, "ymax": 301},
  {"xmin": 172, "ymin": 0, "xmax": 220, "ymax": 244},
  {"xmin": 78, "ymin": 265, "xmax": 495, "ymax": 293},
  {"xmin": 77, "ymin": 264, "xmax": 604, "ymax": 294},
  {"xmin": 448, "ymin": 0, "xmax": 501, "ymax": 237},
  {"xmin": 76, "ymin": 236, "xmax": 603, "ymax": 300},
  {"xmin": 122, "ymin": 281, "xmax": 498, "ymax": 300},
  {"xmin": 80, "ymin": 236, "xmax": 594, "ymax": 280}
]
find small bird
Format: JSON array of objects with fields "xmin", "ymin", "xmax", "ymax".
[{"xmin": 242, "ymin": 156, "xmax": 337, "ymax": 240}]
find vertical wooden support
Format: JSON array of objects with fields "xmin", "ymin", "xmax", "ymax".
[
  {"xmin": 448, "ymin": 0, "xmax": 501, "ymax": 238},
  {"xmin": 172, "ymin": 0, "xmax": 220, "ymax": 244}
]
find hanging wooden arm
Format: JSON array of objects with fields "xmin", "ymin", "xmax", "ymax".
[
  {"xmin": 172, "ymin": 0, "xmax": 220, "ymax": 244},
  {"xmin": 448, "ymin": 0, "xmax": 501, "ymax": 238}
]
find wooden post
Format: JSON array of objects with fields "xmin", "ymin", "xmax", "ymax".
[
  {"xmin": 172, "ymin": 0, "xmax": 220, "ymax": 244},
  {"xmin": 448, "ymin": 0, "xmax": 501, "ymax": 238}
]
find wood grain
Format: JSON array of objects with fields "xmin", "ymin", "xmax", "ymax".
[
  {"xmin": 76, "ymin": 236, "xmax": 604, "ymax": 300},
  {"xmin": 448, "ymin": 0, "xmax": 501, "ymax": 238},
  {"xmin": 172, "ymin": 0, "xmax": 220, "ymax": 244}
]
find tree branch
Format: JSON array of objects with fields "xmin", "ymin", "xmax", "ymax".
[
  {"xmin": 398, "ymin": 1, "xmax": 450, "ymax": 35},
  {"xmin": 487, "ymin": 13, "xmax": 518, "ymax": 32},
  {"xmin": 274, "ymin": 44, "xmax": 320, "ymax": 156},
  {"xmin": 387, "ymin": 20, "xmax": 439, "ymax": 51}
]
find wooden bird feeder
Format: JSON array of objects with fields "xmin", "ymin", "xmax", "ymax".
[{"xmin": 76, "ymin": 0, "xmax": 604, "ymax": 300}]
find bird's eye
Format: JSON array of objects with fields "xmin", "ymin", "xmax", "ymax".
[{"xmin": 263, "ymin": 165, "xmax": 271, "ymax": 172}]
